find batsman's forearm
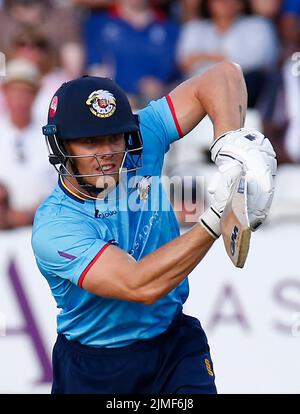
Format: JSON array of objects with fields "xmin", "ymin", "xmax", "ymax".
[{"xmin": 134, "ymin": 224, "xmax": 215, "ymax": 303}]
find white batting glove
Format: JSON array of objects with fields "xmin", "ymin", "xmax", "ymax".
[
  {"xmin": 210, "ymin": 128, "xmax": 277, "ymax": 231},
  {"xmin": 199, "ymin": 162, "xmax": 242, "ymax": 239}
]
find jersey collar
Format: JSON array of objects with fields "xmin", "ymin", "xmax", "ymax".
[{"xmin": 58, "ymin": 176, "xmax": 86, "ymax": 204}]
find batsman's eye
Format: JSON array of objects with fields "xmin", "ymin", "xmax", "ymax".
[
  {"xmin": 83, "ymin": 138, "xmax": 94, "ymax": 144},
  {"xmin": 110, "ymin": 134, "xmax": 124, "ymax": 144}
]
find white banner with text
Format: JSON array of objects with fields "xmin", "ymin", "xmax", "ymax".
[{"xmin": 0, "ymin": 222, "xmax": 299, "ymax": 393}]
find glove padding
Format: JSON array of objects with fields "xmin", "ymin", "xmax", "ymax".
[
  {"xmin": 199, "ymin": 163, "xmax": 242, "ymax": 239},
  {"xmin": 210, "ymin": 128, "xmax": 277, "ymax": 231}
]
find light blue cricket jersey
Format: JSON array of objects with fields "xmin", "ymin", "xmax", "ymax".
[{"xmin": 32, "ymin": 96, "xmax": 189, "ymax": 347}]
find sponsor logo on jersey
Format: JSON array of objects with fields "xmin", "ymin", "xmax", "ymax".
[
  {"xmin": 94, "ymin": 209, "xmax": 117, "ymax": 219},
  {"xmin": 136, "ymin": 175, "xmax": 152, "ymax": 201},
  {"xmin": 86, "ymin": 89, "xmax": 116, "ymax": 118}
]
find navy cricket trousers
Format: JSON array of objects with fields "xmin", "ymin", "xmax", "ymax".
[{"xmin": 51, "ymin": 313, "xmax": 217, "ymax": 394}]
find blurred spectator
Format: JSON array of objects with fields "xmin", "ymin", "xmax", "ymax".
[
  {"xmin": 253, "ymin": 0, "xmax": 300, "ymax": 164},
  {"xmin": 0, "ymin": 58, "xmax": 56, "ymax": 230},
  {"xmin": 151, "ymin": 0, "xmax": 181, "ymax": 19},
  {"xmin": 177, "ymin": 0, "xmax": 279, "ymax": 107},
  {"xmin": 179, "ymin": 0, "xmax": 202, "ymax": 22},
  {"xmin": 2, "ymin": 26, "xmax": 71, "ymax": 123},
  {"xmin": 250, "ymin": 0, "xmax": 283, "ymax": 19},
  {"xmin": 0, "ymin": 0, "xmax": 84, "ymax": 79},
  {"xmin": 8, "ymin": 26, "xmax": 56, "ymax": 75},
  {"xmin": 280, "ymin": 0, "xmax": 300, "ymax": 57},
  {"xmin": 282, "ymin": 58, "xmax": 300, "ymax": 162},
  {"xmin": 84, "ymin": 0, "xmax": 181, "ymax": 107},
  {"xmin": 260, "ymin": 57, "xmax": 300, "ymax": 164},
  {"xmin": 72, "ymin": 0, "xmax": 113, "ymax": 8}
]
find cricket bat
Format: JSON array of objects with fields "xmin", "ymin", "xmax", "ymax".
[{"xmin": 220, "ymin": 170, "xmax": 251, "ymax": 268}]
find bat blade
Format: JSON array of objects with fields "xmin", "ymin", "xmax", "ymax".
[{"xmin": 220, "ymin": 170, "xmax": 251, "ymax": 268}]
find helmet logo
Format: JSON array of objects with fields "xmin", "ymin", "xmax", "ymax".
[
  {"xmin": 86, "ymin": 89, "xmax": 116, "ymax": 118},
  {"xmin": 49, "ymin": 95, "xmax": 58, "ymax": 118}
]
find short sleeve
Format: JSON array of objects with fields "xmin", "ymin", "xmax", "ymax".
[
  {"xmin": 31, "ymin": 218, "xmax": 110, "ymax": 287},
  {"xmin": 138, "ymin": 96, "xmax": 183, "ymax": 156}
]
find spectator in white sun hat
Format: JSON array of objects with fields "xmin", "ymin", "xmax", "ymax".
[{"xmin": 0, "ymin": 58, "xmax": 56, "ymax": 229}]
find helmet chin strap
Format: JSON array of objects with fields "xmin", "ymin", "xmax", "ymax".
[
  {"xmin": 69, "ymin": 159, "xmax": 106, "ymax": 198},
  {"xmin": 67, "ymin": 158, "xmax": 121, "ymax": 200}
]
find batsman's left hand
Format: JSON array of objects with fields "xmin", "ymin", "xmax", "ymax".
[{"xmin": 199, "ymin": 162, "xmax": 242, "ymax": 239}]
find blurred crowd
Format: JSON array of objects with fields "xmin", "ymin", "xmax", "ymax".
[{"xmin": 0, "ymin": 0, "xmax": 299, "ymax": 230}]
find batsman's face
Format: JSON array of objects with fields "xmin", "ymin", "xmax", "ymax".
[{"xmin": 65, "ymin": 134, "xmax": 126, "ymax": 192}]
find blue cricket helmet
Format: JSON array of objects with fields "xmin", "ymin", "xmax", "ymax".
[
  {"xmin": 42, "ymin": 76, "xmax": 143, "ymax": 182},
  {"xmin": 45, "ymin": 75, "xmax": 140, "ymax": 139}
]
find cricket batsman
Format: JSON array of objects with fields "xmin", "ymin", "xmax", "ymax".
[{"xmin": 31, "ymin": 62, "xmax": 276, "ymax": 394}]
